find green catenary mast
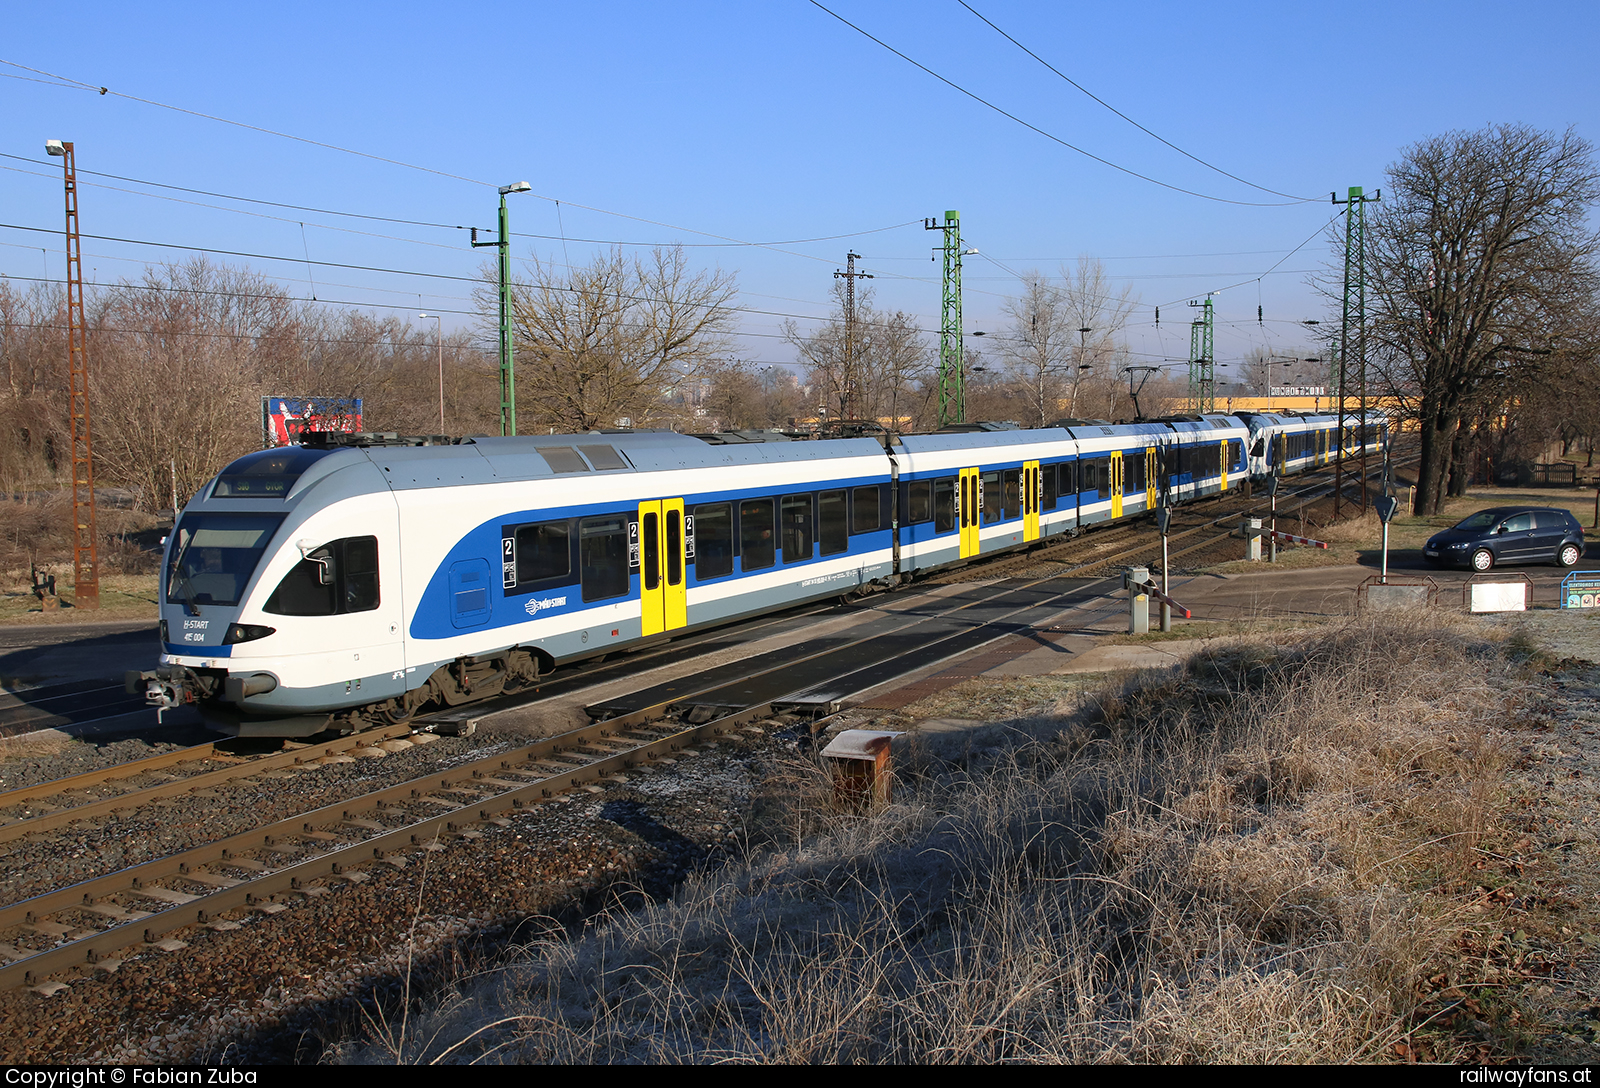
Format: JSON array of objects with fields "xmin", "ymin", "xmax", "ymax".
[
  {"xmin": 926, "ymin": 211, "xmax": 964, "ymax": 426},
  {"xmin": 1334, "ymin": 185, "xmax": 1379, "ymax": 517}
]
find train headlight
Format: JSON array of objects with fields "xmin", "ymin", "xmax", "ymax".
[{"xmin": 223, "ymin": 623, "xmax": 277, "ymax": 645}]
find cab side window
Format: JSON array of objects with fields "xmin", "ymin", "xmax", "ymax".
[{"xmin": 265, "ymin": 536, "xmax": 380, "ymax": 616}]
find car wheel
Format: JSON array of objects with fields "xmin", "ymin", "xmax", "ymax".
[
  {"xmin": 1559, "ymin": 543, "xmax": 1581, "ymax": 568},
  {"xmin": 1471, "ymin": 548, "xmax": 1495, "ymax": 572}
]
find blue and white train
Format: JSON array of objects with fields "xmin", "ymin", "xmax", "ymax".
[{"xmin": 133, "ymin": 409, "xmax": 1384, "ymax": 736}]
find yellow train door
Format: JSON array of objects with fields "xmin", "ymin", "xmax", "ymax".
[
  {"xmin": 1219, "ymin": 438, "xmax": 1229, "ymax": 490},
  {"xmin": 1110, "ymin": 451, "xmax": 1124, "ymax": 519},
  {"xmin": 1024, "ymin": 460, "xmax": 1040, "ymax": 541},
  {"xmin": 1145, "ymin": 447, "xmax": 1158, "ymax": 508},
  {"xmin": 638, "ymin": 498, "xmax": 688, "ymax": 637},
  {"xmin": 959, "ymin": 467, "xmax": 980, "ymax": 557}
]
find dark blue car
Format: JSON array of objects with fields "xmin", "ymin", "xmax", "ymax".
[{"xmin": 1423, "ymin": 506, "xmax": 1586, "ymax": 571}]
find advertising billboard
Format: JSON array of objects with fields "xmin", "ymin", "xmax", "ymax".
[{"xmin": 261, "ymin": 396, "xmax": 363, "ymax": 447}]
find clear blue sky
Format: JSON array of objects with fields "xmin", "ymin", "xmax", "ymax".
[{"xmin": 3, "ymin": 0, "xmax": 1595, "ymax": 381}]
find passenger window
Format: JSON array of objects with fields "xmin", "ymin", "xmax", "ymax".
[
  {"xmin": 1002, "ymin": 470, "xmax": 1020, "ymax": 519},
  {"xmin": 642, "ymin": 512, "xmax": 660, "ymax": 591},
  {"xmin": 740, "ymin": 499, "xmax": 775, "ymax": 571},
  {"xmin": 851, "ymin": 486, "xmax": 881, "ymax": 534},
  {"xmin": 579, "ymin": 517, "xmax": 629, "ymax": 602},
  {"xmin": 1081, "ymin": 460, "xmax": 1098, "ymax": 494},
  {"xmin": 982, "ymin": 472, "xmax": 1002, "ymax": 522},
  {"xmin": 666, "ymin": 510, "xmax": 683, "ymax": 586},
  {"xmin": 1502, "ymin": 514, "xmax": 1533, "ymax": 532},
  {"xmin": 782, "ymin": 493, "xmax": 813, "ymax": 563},
  {"xmin": 693, "ymin": 503, "xmax": 734, "ymax": 580},
  {"xmin": 933, "ymin": 478, "xmax": 956, "ymax": 532},
  {"xmin": 1042, "ymin": 464, "xmax": 1058, "ymax": 511},
  {"xmin": 507, "ymin": 520, "xmax": 570, "ymax": 587},
  {"xmin": 819, "ymin": 491, "xmax": 848, "ymax": 555},
  {"xmin": 264, "ymin": 535, "xmax": 379, "ymax": 616},
  {"xmin": 906, "ymin": 481, "xmax": 932, "ymax": 524}
]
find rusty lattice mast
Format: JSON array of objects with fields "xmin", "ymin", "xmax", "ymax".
[{"xmin": 48, "ymin": 139, "xmax": 99, "ymax": 609}]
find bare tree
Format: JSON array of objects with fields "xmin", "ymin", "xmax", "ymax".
[
  {"xmin": 0, "ymin": 281, "xmax": 66, "ymax": 496},
  {"xmin": 91, "ymin": 259, "xmax": 303, "ymax": 507},
  {"xmin": 503, "ymin": 246, "xmax": 737, "ymax": 433},
  {"xmin": 1053, "ymin": 258, "xmax": 1138, "ymax": 402},
  {"xmin": 996, "ymin": 273, "xmax": 1073, "ymax": 425},
  {"xmin": 700, "ymin": 361, "xmax": 810, "ymax": 431},
  {"xmin": 1352, "ymin": 124, "xmax": 1600, "ymax": 514},
  {"xmin": 1238, "ymin": 344, "xmax": 1323, "ymax": 396},
  {"xmin": 990, "ymin": 259, "xmax": 1138, "ymax": 423},
  {"xmin": 784, "ymin": 282, "xmax": 930, "ymax": 429}
]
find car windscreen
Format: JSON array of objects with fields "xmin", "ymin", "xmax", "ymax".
[
  {"xmin": 1453, "ymin": 511, "xmax": 1501, "ymax": 531},
  {"xmin": 166, "ymin": 513, "xmax": 286, "ymax": 609}
]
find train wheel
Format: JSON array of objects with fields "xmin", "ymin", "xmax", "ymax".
[{"xmin": 376, "ymin": 700, "xmax": 413, "ymax": 726}]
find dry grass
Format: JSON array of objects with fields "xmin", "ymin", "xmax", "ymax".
[
  {"xmin": 0, "ymin": 573, "xmax": 160, "ymax": 625},
  {"xmin": 347, "ymin": 613, "xmax": 1529, "ymax": 1064}
]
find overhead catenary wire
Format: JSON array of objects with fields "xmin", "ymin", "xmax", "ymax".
[
  {"xmin": 0, "ymin": 279, "xmax": 819, "ymax": 348},
  {"xmin": 0, "ymin": 154, "xmax": 923, "ymax": 254},
  {"xmin": 865, "ymin": 248, "xmax": 1302, "ymax": 262},
  {"xmin": 0, "ymin": 135, "xmax": 1328, "ymax": 338},
  {"xmin": 0, "ymin": 57, "xmax": 914, "ymax": 266},
  {"xmin": 0, "ymin": 224, "xmax": 933, "ymax": 334},
  {"xmin": 0, "ymin": 214, "xmax": 926, "ymax": 325},
  {"xmin": 956, "ymin": 1, "xmax": 1317, "ymax": 202},
  {"xmin": 807, "ymin": 1, "xmax": 1317, "ymax": 208}
]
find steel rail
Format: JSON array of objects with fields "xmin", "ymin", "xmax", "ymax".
[
  {"xmin": 0, "ymin": 724, "xmax": 416, "ymax": 845},
  {"xmin": 0, "ymin": 703, "xmax": 765, "ymax": 989},
  {"xmin": 0, "ymin": 601, "xmax": 839, "ymax": 828},
  {"xmin": 0, "ymin": 739, "xmax": 225, "ymax": 809}
]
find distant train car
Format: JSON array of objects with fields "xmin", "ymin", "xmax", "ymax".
[{"xmin": 1240, "ymin": 409, "xmax": 1386, "ymax": 479}]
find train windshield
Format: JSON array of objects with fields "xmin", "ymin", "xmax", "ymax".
[{"xmin": 166, "ymin": 513, "xmax": 286, "ymax": 610}]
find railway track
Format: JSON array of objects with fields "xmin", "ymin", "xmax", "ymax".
[
  {"xmin": 0, "ymin": 598, "xmax": 840, "ymax": 848},
  {"xmin": 0, "ymin": 450, "xmax": 1416, "ymax": 997},
  {"xmin": 0, "ymin": 679, "xmax": 149, "ymax": 739},
  {"xmin": 0, "ymin": 568, "xmax": 1124, "ymax": 991},
  {"xmin": 0, "ymin": 707, "xmax": 761, "ymax": 989}
]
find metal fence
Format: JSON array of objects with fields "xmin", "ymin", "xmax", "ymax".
[{"xmin": 1495, "ymin": 461, "xmax": 1579, "ymax": 487}]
